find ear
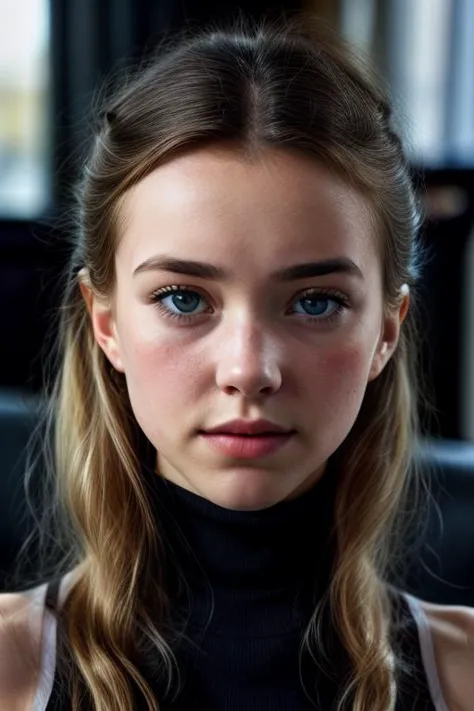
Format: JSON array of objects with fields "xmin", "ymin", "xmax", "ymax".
[
  {"xmin": 78, "ymin": 269, "xmax": 125, "ymax": 373},
  {"xmin": 368, "ymin": 285, "xmax": 410, "ymax": 382}
]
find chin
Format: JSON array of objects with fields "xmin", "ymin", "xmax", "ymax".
[{"xmin": 216, "ymin": 498, "xmax": 279, "ymax": 512}]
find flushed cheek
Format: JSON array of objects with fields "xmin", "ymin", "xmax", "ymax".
[
  {"xmin": 120, "ymin": 331, "xmax": 208, "ymax": 415},
  {"xmin": 298, "ymin": 344, "xmax": 372, "ymax": 409},
  {"xmin": 293, "ymin": 345, "xmax": 373, "ymax": 458}
]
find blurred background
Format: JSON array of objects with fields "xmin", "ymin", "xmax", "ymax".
[{"xmin": 1, "ymin": 0, "xmax": 474, "ymax": 443}]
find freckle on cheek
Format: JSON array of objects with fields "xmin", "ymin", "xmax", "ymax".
[
  {"xmin": 329, "ymin": 347, "xmax": 364, "ymax": 368},
  {"xmin": 135, "ymin": 343, "xmax": 202, "ymax": 379},
  {"xmin": 312, "ymin": 350, "xmax": 368, "ymax": 393}
]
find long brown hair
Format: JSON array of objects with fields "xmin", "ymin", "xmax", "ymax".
[{"xmin": 18, "ymin": 15, "xmax": 430, "ymax": 711}]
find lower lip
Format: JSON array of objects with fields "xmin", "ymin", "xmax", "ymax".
[{"xmin": 199, "ymin": 432, "xmax": 294, "ymax": 458}]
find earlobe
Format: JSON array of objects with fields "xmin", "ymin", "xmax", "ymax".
[
  {"xmin": 90, "ymin": 302, "xmax": 125, "ymax": 373},
  {"xmin": 368, "ymin": 345, "xmax": 388, "ymax": 382},
  {"xmin": 78, "ymin": 274, "xmax": 125, "ymax": 373},
  {"xmin": 368, "ymin": 287, "xmax": 410, "ymax": 383},
  {"xmin": 368, "ymin": 319, "xmax": 399, "ymax": 382}
]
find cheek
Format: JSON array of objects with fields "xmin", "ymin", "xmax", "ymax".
[
  {"xmin": 118, "ymin": 320, "xmax": 205, "ymax": 417},
  {"xmin": 298, "ymin": 341, "xmax": 372, "ymax": 397},
  {"xmin": 295, "ymin": 342, "xmax": 374, "ymax": 454}
]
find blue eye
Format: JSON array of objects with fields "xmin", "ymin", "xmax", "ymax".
[
  {"xmin": 151, "ymin": 286, "xmax": 208, "ymax": 319},
  {"xmin": 163, "ymin": 290, "xmax": 203, "ymax": 314},
  {"xmin": 293, "ymin": 294, "xmax": 339, "ymax": 318},
  {"xmin": 288, "ymin": 289, "xmax": 350, "ymax": 324}
]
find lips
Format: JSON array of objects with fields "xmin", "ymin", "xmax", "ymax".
[
  {"xmin": 199, "ymin": 419, "xmax": 294, "ymax": 459},
  {"xmin": 202, "ymin": 419, "xmax": 292, "ymax": 436},
  {"xmin": 200, "ymin": 431, "xmax": 294, "ymax": 459}
]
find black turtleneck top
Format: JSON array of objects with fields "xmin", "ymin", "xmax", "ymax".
[
  {"xmin": 46, "ymin": 460, "xmax": 436, "ymax": 711},
  {"xmin": 147, "ymin": 462, "xmax": 340, "ymax": 711}
]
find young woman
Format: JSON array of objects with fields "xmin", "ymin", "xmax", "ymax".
[{"xmin": 0, "ymin": 16, "xmax": 473, "ymax": 711}]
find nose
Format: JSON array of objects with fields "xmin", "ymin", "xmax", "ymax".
[{"xmin": 214, "ymin": 318, "xmax": 283, "ymax": 398}]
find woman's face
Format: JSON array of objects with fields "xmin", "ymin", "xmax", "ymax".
[{"xmin": 86, "ymin": 147, "xmax": 408, "ymax": 511}]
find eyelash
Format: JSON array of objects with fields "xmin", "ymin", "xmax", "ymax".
[{"xmin": 149, "ymin": 284, "xmax": 350, "ymax": 326}]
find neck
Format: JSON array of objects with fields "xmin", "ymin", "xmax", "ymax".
[{"xmin": 148, "ymin": 460, "xmax": 339, "ymax": 636}]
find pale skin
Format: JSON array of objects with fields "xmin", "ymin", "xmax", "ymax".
[
  {"xmin": 81, "ymin": 146, "xmax": 408, "ymax": 512},
  {"xmin": 2, "ymin": 147, "xmax": 473, "ymax": 711}
]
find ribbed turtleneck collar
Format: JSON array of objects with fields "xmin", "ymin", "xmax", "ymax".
[{"xmin": 148, "ymin": 460, "xmax": 339, "ymax": 638}]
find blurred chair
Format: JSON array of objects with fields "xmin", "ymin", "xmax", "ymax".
[
  {"xmin": 403, "ymin": 439, "xmax": 474, "ymax": 605},
  {"xmin": 0, "ymin": 389, "xmax": 43, "ymax": 590}
]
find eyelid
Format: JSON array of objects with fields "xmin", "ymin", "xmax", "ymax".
[
  {"xmin": 149, "ymin": 284, "xmax": 351, "ymax": 305},
  {"xmin": 295, "ymin": 286, "xmax": 350, "ymax": 305},
  {"xmin": 149, "ymin": 283, "xmax": 208, "ymax": 301}
]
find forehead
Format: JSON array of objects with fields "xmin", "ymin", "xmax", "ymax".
[{"xmin": 117, "ymin": 147, "xmax": 378, "ymax": 276}]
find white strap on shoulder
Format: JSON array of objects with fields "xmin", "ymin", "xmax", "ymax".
[
  {"xmin": 26, "ymin": 572, "xmax": 76, "ymax": 711},
  {"xmin": 24, "ymin": 581, "xmax": 58, "ymax": 711},
  {"xmin": 403, "ymin": 593, "xmax": 450, "ymax": 711}
]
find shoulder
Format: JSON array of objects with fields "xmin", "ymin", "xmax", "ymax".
[
  {"xmin": 0, "ymin": 570, "xmax": 79, "ymax": 711},
  {"xmin": 418, "ymin": 597, "xmax": 474, "ymax": 711},
  {"xmin": 0, "ymin": 586, "xmax": 46, "ymax": 710}
]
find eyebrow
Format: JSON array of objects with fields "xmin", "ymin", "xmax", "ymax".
[{"xmin": 133, "ymin": 255, "xmax": 364, "ymax": 281}]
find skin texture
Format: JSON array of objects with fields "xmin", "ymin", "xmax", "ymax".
[{"xmin": 81, "ymin": 147, "xmax": 409, "ymax": 512}]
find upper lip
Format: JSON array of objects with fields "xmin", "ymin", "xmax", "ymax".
[{"xmin": 202, "ymin": 419, "xmax": 293, "ymax": 435}]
